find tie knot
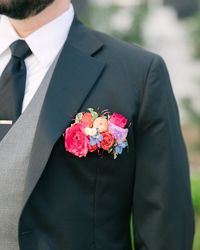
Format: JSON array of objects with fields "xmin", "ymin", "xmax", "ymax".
[{"xmin": 10, "ymin": 40, "xmax": 32, "ymax": 60}]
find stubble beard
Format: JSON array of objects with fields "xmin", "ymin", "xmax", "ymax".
[{"xmin": 0, "ymin": 0, "xmax": 55, "ymax": 19}]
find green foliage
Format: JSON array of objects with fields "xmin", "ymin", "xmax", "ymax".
[
  {"xmin": 182, "ymin": 97, "xmax": 200, "ymax": 150},
  {"xmin": 193, "ymin": 214, "xmax": 200, "ymax": 250},
  {"xmin": 191, "ymin": 175, "xmax": 200, "ymax": 214},
  {"xmin": 129, "ymin": 214, "xmax": 134, "ymax": 248},
  {"xmin": 88, "ymin": 2, "xmax": 148, "ymax": 46},
  {"xmin": 191, "ymin": 174, "xmax": 200, "ymax": 250},
  {"xmin": 192, "ymin": 6, "xmax": 200, "ymax": 58},
  {"xmin": 182, "ymin": 7, "xmax": 200, "ymax": 248},
  {"xmin": 111, "ymin": 3, "xmax": 148, "ymax": 45}
]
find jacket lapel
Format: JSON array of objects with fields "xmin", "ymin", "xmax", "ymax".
[{"xmin": 21, "ymin": 15, "xmax": 106, "ymax": 211}]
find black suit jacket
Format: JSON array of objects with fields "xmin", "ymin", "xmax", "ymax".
[{"xmin": 18, "ymin": 14, "xmax": 195, "ymax": 250}]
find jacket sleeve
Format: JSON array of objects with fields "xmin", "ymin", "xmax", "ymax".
[{"xmin": 131, "ymin": 55, "xmax": 195, "ymax": 250}]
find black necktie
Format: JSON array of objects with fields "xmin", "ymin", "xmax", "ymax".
[{"xmin": 0, "ymin": 39, "xmax": 32, "ymax": 141}]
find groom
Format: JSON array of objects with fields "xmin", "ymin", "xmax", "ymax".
[{"xmin": 0, "ymin": 0, "xmax": 195, "ymax": 249}]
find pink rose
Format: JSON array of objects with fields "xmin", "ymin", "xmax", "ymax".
[
  {"xmin": 64, "ymin": 123, "xmax": 89, "ymax": 158},
  {"xmin": 109, "ymin": 112, "xmax": 128, "ymax": 128}
]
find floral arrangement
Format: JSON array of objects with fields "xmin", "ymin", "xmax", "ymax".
[{"xmin": 64, "ymin": 108, "xmax": 129, "ymax": 159}]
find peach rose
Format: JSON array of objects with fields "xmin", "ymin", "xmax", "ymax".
[
  {"xmin": 93, "ymin": 117, "xmax": 108, "ymax": 133},
  {"xmin": 81, "ymin": 112, "xmax": 93, "ymax": 127}
]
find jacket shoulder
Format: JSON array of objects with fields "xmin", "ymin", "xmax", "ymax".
[
  {"xmin": 91, "ymin": 28, "xmax": 159, "ymax": 64},
  {"xmin": 87, "ymin": 27, "xmax": 165, "ymax": 85}
]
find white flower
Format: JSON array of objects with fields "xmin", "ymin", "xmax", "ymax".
[{"xmin": 84, "ymin": 127, "xmax": 98, "ymax": 136}]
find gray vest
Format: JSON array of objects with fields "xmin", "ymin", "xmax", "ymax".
[{"xmin": 0, "ymin": 56, "xmax": 59, "ymax": 250}]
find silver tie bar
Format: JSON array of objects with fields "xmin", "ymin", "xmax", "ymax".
[{"xmin": 0, "ymin": 120, "xmax": 13, "ymax": 125}]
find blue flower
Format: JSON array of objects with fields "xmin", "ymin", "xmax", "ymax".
[
  {"xmin": 90, "ymin": 132, "xmax": 103, "ymax": 147},
  {"xmin": 115, "ymin": 141, "xmax": 128, "ymax": 155}
]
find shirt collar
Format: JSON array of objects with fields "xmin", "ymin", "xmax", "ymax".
[
  {"xmin": 0, "ymin": 3, "xmax": 74, "ymax": 67},
  {"xmin": 0, "ymin": 15, "xmax": 19, "ymax": 55}
]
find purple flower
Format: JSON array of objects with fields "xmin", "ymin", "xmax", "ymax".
[{"xmin": 108, "ymin": 121, "xmax": 128, "ymax": 143}]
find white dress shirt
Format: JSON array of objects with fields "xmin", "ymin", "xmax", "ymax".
[{"xmin": 0, "ymin": 3, "xmax": 74, "ymax": 112}]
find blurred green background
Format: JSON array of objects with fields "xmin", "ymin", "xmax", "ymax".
[{"xmin": 72, "ymin": 0, "xmax": 200, "ymax": 249}]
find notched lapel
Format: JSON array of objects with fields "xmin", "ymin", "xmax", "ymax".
[{"xmin": 20, "ymin": 15, "xmax": 106, "ymax": 214}]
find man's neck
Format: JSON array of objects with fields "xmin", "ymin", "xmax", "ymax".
[{"xmin": 9, "ymin": 0, "xmax": 70, "ymax": 38}]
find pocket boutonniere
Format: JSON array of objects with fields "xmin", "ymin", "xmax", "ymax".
[{"xmin": 63, "ymin": 108, "xmax": 129, "ymax": 159}]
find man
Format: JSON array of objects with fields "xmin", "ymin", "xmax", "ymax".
[{"xmin": 0, "ymin": 0, "xmax": 195, "ymax": 249}]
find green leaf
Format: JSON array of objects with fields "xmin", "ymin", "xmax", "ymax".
[
  {"xmin": 75, "ymin": 112, "xmax": 83, "ymax": 123},
  {"xmin": 88, "ymin": 108, "xmax": 99, "ymax": 120},
  {"xmin": 113, "ymin": 152, "xmax": 117, "ymax": 159}
]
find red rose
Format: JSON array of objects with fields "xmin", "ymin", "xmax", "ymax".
[
  {"xmin": 109, "ymin": 112, "xmax": 128, "ymax": 128},
  {"xmin": 81, "ymin": 112, "xmax": 93, "ymax": 128},
  {"xmin": 88, "ymin": 143, "xmax": 98, "ymax": 153},
  {"xmin": 64, "ymin": 124, "xmax": 89, "ymax": 158},
  {"xmin": 100, "ymin": 131, "xmax": 115, "ymax": 151}
]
